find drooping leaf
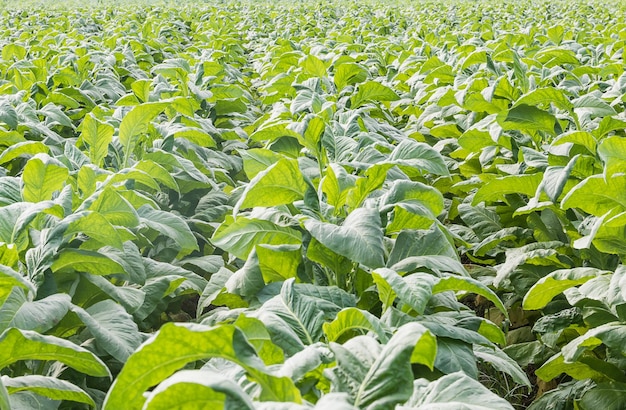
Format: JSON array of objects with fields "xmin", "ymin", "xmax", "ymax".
[{"xmin": 304, "ymin": 208, "xmax": 385, "ymax": 269}]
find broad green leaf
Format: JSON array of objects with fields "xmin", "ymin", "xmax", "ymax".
[
  {"xmin": 598, "ymin": 136, "xmax": 626, "ymax": 179},
  {"xmin": 79, "ymin": 113, "xmax": 114, "ymax": 167},
  {"xmin": 346, "ymin": 163, "xmax": 392, "ymax": 211},
  {"xmin": 562, "ymin": 175, "xmax": 626, "ymax": 218},
  {"xmin": 241, "ymin": 149, "xmax": 283, "ymax": 179},
  {"xmin": 334, "ymin": 63, "xmax": 368, "ymax": 90},
  {"xmin": 256, "ymin": 279, "xmax": 355, "ymax": 354},
  {"xmin": 0, "ymin": 141, "xmax": 48, "ymax": 165},
  {"xmin": 143, "ymin": 370, "xmax": 254, "ymax": 410},
  {"xmin": 304, "ymin": 208, "xmax": 385, "ymax": 269},
  {"xmin": 388, "ymin": 227, "xmax": 460, "ymax": 267},
  {"xmin": 579, "ymin": 381, "xmax": 626, "ymax": 410},
  {"xmin": 381, "ymin": 180, "xmax": 444, "ymax": 216},
  {"xmin": 103, "ymin": 323, "xmax": 300, "ymax": 410},
  {"xmin": 0, "ymin": 377, "xmax": 8, "ymax": 410},
  {"xmin": 573, "ymin": 95, "xmax": 616, "ymax": 117},
  {"xmin": 138, "ymin": 205, "xmax": 198, "ymax": 256},
  {"xmin": 372, "ymin": 269, "xmax": 435, "ymax": 315},
  {"xmin": 234, "ymin": 158, "xmax": 307, "ymax": 214},
  {"xmin": 351, "ymin": 81, "xmax": 399, "ymax": 108},
  {"xmin": 212, "ymin": 216, "xmax": 302, "ymax": 260},
  {"xmin": 472, "ymin": 174, "xmax": 543, "ymax": 205},
  {"xmin": 0, "ymin": 328, "xmax": 110, "ymax": 377},
  {"xmin": 21, "ymin": 154, "xmax": 69, "ymax": 202},
  {"xmin": 2, "ymin": 293, "xmax": 71, "ymax": 334},
  {"xmin": 256, "ymin": 244, "xmax": 301, "ymax": 283},
  {"xmin": 63, "ymin": 211, "xmax": 123, "ymax": 250},
  {"xmin": 327, "ymin": 322, "xmax": 436, "ymax": 408},
  {"xmin": 118, "ymin": 102, "xmax": 167, "ymax": 164},
  {"xmin": 387, "ymin": 139, "xmax": 450, "ymax": 177},
  {"xmin": 403, "ymin": 372, "xmax": 514, "ymax": 410},
  {"xmin": 433, "ymin": 338, "xmax": 478, "ymax": 377},
  {"xmin": 514, "ymin": 87, "xmax": 573, "ymax": 111},
  {"xmin": 434, "ymin": 276, "xmax": 507, "ymax": 317},
  {"xmin": 84, "ymin": 187, "xmax": 140, "ymax": 227},
  {"xmin": 323, "ymin": 307, "xmax": 389, "ymax": 343},
  {"xmin": 497, "ymin": 104, "xmax": 556, "ymax": 135},
  {"xmin": 473, "ymin": 345, "xmax": 531, "ymax": 387},
  {"xmin": 51, "ymin": 249, "xmax": 126, "ymax": 275},
  {"xmin": 523, "ymin": 268, "xmax": 607, "ymax": 310},
  {"xmin": 70, "ymin": 300, "xmax": 143, "ymax": 362},
  {"xmin": 536, "ymin": 353, "xmax": 606, "ymax": 382},
  {"xmin": 1, "ymin": 375, "xmax": 95, "ymax": 407},
  {"xmin": 0, "ymin": 264, "xmax": 34, "ymax": 300}
]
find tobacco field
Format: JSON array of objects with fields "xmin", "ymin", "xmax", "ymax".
[{"xmin": 1, "ymin": 0, "xmax": 626, "ymax": 408}]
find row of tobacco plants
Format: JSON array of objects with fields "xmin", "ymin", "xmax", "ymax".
[{"xmin": 1, "ymin": 0, "xmax": 626, "ymax": 408}]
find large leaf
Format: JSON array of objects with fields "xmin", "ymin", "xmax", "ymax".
[
  {"xmin": 137, "ymin": 205, "xmax": 198, "ymax": 256},
  {"xmin": 0, "ymin": 328, "xmax": 110, "ymax": 377},
  {"xmin": 212, "ymin": 216, "xmax": 302, "ymax": 260},
  {"xmin": 326, "ymin": 322, "xmax": 436, "ymax": 409},
  {"xmin": 70, "ymin": 300, "xmax": 143, "ymax": 362},
  {"xmin": 256, "ymin": 279, "xmax": 355, "ymax": 354},
  {"xmin": 234, "ymin": 158, "xmax": 307, "ymax": 214},
  {"xmin": 118, "ymin": 102, "xmax": 167, "ymax": 164},
  {"xmin": 1, "ymin": 375, "xmax": 95, "ymax": 407},
  {"xmin": 523, "ymin": 268, "xmax": 608, "ymax": 310},
  {"xmin": 79, "ymin": 113, "xmax": 114, "ymax": 167},
  {"xmin": 103, "ymin": 323, "xmax": 300, "ymax": 410},
  {"xmin": 21, "ymin": 154, "xmax": 69, "ymax": 202},
  {"xmin": 143, "ymin": 370, "xmax": 254, "ymax": 410},
  {"xmin": 351, "ymin": 81, "xmax": 399, "ymax": 108},
  {"xmin": 402, "ymin": 372, "xmax": 514, "ymax": 409},
  {"xmin": 304, "ymin": 208, "xmax": 385, "ymax": 268}
]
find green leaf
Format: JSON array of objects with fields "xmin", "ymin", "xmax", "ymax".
[
  {"xmin": 579, "ymin": 381, "xmax": 626, "ymax": 410},
  {"xmin": 351, "ymin": 81, "xmax": 399, "ymax": 108},
  {"xmin": 143, "ymin": 370, "xmax": 254, "ymax": 410},
  {"xmin": 103, "ymin": 323, "xmax": 300, "ymax": 410},
  {"xmin": 599, "ymin": 136, "xmax": 626, "ymax": 179},
  {"xmin": 434, "ymin": 276, "xmax": 507, "ymax": 317},
  {"xmin": 118, "ymin": 102, "xmax": 167, "ymax": 165},
  {"xmin": 497, "ymin": 104, "xmax": 557, "ymax": 135},
  {"xmin": 404, "ymin": 372, "xmax": 514, "ymax": 409},
  {"xmin": 334, "ymin": 63, "xmax": 368, "ymax": 90},
  {"xmin": 234, "ymin": 158, "xmax": 307, "ymax": 214},
  {"xmin": 51, "ymin": 249, "xmax": 125, "ymax": 275},
  {"xmin": 327, "ymin": 322, "xmax": 436, "ymax": 409},
  {"xmin": 0, "ymin": 141, "xmax": 48, "ymax": 165},
  {"xmin": 372, "ymin": 269, "xmax": 435, "ymax": 315},
  {"xmin": 256, "ymin": 244, "xmax": 301, "ymax": 283},
  {"xmin": 1, "ymin": 292, "xmax": 71, "ymax": 334},
  {"xmin": 256, "ymin": 279, "xmax": 355, "ymax": 354},
  {"xmin": 79, "ymin": 113, "xmax": 114, "ymax": 167},
  {"xmin": 138, "ymin": 205, "xmax": 198, "ymax": 256},
  {"xmin": 84, "ymin": 187, "xmax": 140, "ymax": 227},
  {"xmin": 63, "ymin": 211, "xmax": 124, "ymax": 250},
  {"xmin": 70, "ymin": 300, "xmax": 143, "ymax": 362},
  {"xmin": 1, "ymin": 375, "xmax": 95, "ymax": 407},
  {"xmin": 212, "ymin": 216, "xmax": 302, "ymax": 261},
  {"xmin": 323, "ymin": 307, "xmax": 389, "ymax": 343},
  {"xmin": 387, "ymin": 139, "xmax": 450, "ymax": 177},
  {"xmin": 472, "ymin": 174, "xmax": 543, "ymax": 205},
  {"xmin": 0, "ymin": 377, "xmax": 9, "ymax": 410},
  {"xmin": 0, "ymin": 328, "xmax": 110, "ymax": 377},
  {"xmin": 536, "ymin": 353, "xmax": 606, "ymax": 382},
  {"xmin": 562, "ymin": 175, "xmax": 626, "ymax": 218},
  {"xmin": 473, "ymin": 345, "xmax": 531, "ymax": 387},
  {"xmin": 0, "ymin": 264, "xmax": 35, "ymax": 300},
  {"xmin": 514, "ymin": 87, "xmax": 573, "ymax": 112},
  {"xmin": 304, "ymin": 208, "xmax": 385, "ymax": 269},
  {"xmin": 523, "ymin": 268, "xmax": 607, "ymax": 310},
  {"xmin": 21, "ymin": 154, "xmax": 69, "ymax": 202}
]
